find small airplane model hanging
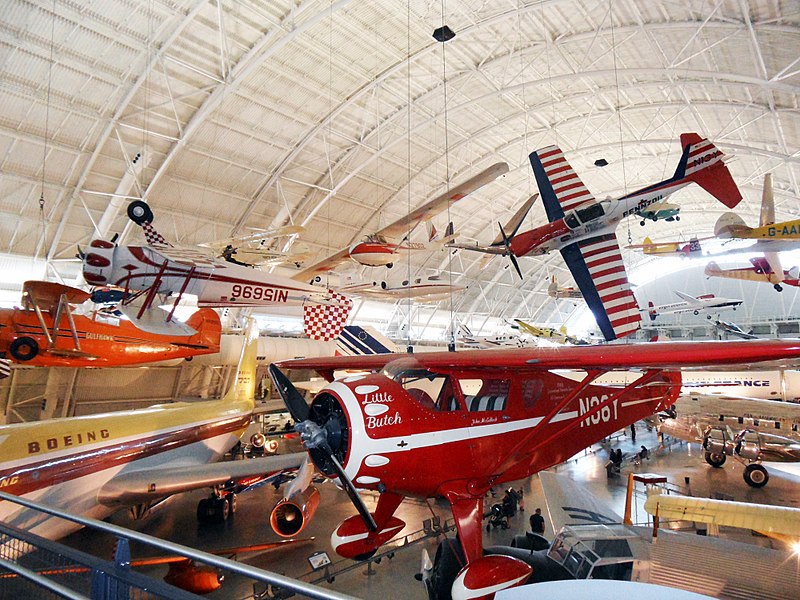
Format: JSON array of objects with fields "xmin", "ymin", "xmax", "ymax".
[
  {"xmin": 296, "ymin": 162, "xmax": 509, "ymax": 279},
  {"xmin": 338, "ymin": 272, "xmax": 464, "ymax": 301},
  {"xmin": 715, "ymin": 174, "xmax": 800, "ymax": 242},
  {"xmin": 636, "ymin": 200, "xmax": 680, "ymax": 225},
  {"xmin": 645, "ymin": 291, "xmax": 743, "ymax": 321},
  {"xmin": 0, "ymin": 280, "xmax": 221, "ymax": 367},
  {"xmin": 546, "ymin": 274, "xmax": 583, "ymax": 299},
  {"xmin": 513, "ymin": 318, "xmax": 587, "ymax": 345},
  {"xmin": 627, "ymin": 236, "xmax": 704, "ymax": 258},
  {"xmin": 712, "ymin": 318, "xmax": 757, "ymax": 340},
  {"xmin": 82, "ymin": 201, "xmax": 351, "ymax": 341},
  {"xmin": 705, "ymin": 256, "xmax": 799, "ymax": 292},
  {"xmin": 457, "ymin": 134, "xmax": 742, "ymax": 341},
  {"xmin": 269, "ymin": 338, "xmax": 800, "ymax": 599},
  {"xmin": 199, "ymin": 224, "xmax": 311, "ymax": 267}
]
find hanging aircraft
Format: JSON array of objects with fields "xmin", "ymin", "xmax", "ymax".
[
  {"xmin": 199, "ymin": 224, "xmax": 311, "ymax": 268},
  {"xmin": 715, "ymin": 174, "xmax": 800, "ymax": 242},
  {"xmin": 268, "ymin": 338, "xmax": 800, "ymax": 599},
  {"xmin": 337, "ymin": 270, "xmax": 465, "ymax": 301},
  {"xmin": 481, "ymin": 134, "xmax": 741, "ymax": 341},
  {"xmin": 705, "ymin": 256, "xmax": 800, "ymax": 292},
  {"xmin": 644, "ymin": 291, "xmax": 742, "ymax": 321},
  {"xmin": 546, "ymin": 275, "xmax": 583, "ymax": 299},
  {"xmin": 627, "ymin": 236, "xmax": 704, "ymax": 258},
  {"xmin": 0, "ymin": 320, "xmax": 307, "ymax": 543},
  {"xmin": 636, "ymin": 200, "xmax": 681, "ymax": 226},
  {"xmin": 295, "ymin": 162, "xmax": 509, "ymax": 279},
  {"xmin": 513, "ymin": 319, "xmax": 588, "ymax": 345},
  {"xmin": 656, "ymin": 393, "xmax": 800, "ymax": 488},
  {"xmin": 457, "ymin": 323, "xmax": 534, "ymax": 349},
  {"xmin": 81, "ymin": 201, "xmax": 351, "ymax": 342},
  {"xmin": 0, "ymin": 280, "xmax": 221, "ymax": 367},
  {"xmin": 712, "ymin": 318, "xmax": 757, "ymax": 340}
]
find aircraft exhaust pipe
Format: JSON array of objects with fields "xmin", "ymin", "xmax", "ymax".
[{"xmin": 270, "ymin": 486, "xmax": 320, "ymax": 538}]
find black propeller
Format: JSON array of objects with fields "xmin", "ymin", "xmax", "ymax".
[
  {"xmin": 267, "ymin": 365, "xmax": 377, "ymax": 532},
  {"xmin": 498, "ymin": 222, "xmax": 523, "ymax": 280}
]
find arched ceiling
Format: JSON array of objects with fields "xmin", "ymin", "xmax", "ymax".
[{"xmin": 1, "ymin": 0, "xmax": 798, "ymax": 336}]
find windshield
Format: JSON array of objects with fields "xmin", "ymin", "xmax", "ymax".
[{"xmin": 381, "ymin": 358, "xmax": 459, "ymax": 411}]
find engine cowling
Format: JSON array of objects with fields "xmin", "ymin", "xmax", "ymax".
[
  {"xmin": 82, "ymin": 239, "xmax": 117, "ymax": 285},
  {"xmin": 269, "ymin": 486, "xmax": 320, "ymax": 538}
]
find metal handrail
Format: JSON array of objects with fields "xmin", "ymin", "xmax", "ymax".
[
  {"xmin": 0, "ymin": 491, "xmax": 356, "ymax": 600},
  {"xmin": 0, "ymin": 555, "xmax": 89, "ymax": 600}
]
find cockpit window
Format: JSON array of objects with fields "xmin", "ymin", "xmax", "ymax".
[
  {"xmin": 382, "ymin": 359, "xmax": 460, "ymax": 411},
  {"xmin": 575, "ymin": 202, "xmax": 604, "ymax": 223},
  {"xmin": 458, "ymin": 378, "xmax": 510, "ymax": 411},
  {"xmin": 564, "ymin": 213, "xmax": 580, "ymax": 229}
]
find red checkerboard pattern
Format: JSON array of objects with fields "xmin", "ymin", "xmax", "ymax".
[
  {"xmin": 141, "ymin": 221, "xmax": 172, "ymax": 247},
  {"xmin": 303, "ymin": 290, "xmax": 352, "ymax": 341}
]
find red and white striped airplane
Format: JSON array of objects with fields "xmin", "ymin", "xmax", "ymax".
[{"xmin": 499, "ymin": 134, "xmax": 742, "ymax": 341}]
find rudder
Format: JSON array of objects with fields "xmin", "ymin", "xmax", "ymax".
[
  {"xmin": 303, "ymin": 290, "xmax": 352, "ymax": 342},
  {"xmin": 675, "ymin": 134, "xmax": 742, "ymax": 209}
]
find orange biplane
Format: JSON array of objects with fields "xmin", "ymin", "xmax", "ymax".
[{"xmin": 0, "ymin": 281, "xmax": 221, "ymax": 368}]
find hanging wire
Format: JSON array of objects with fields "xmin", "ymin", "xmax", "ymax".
[
  {"xmin": 37, "ymin": 0, "xmax": 57, "ymax": 263},
  {"xmin": 608, "ymin": 0, "xmax": 630, "ymax": 243},
  {"xmin": 405, "ymin": 0, "xmax": 413, "ymax": 352},
  {"xmin": 539, "ymin": 0, "xmax": 558, "ymax": 149}
]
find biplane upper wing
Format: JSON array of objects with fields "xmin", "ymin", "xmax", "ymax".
[
  {"xmin": 295, "ymin": 162, "xmax": 508, "ymax": 279},
  {"xmin": 98, "ymin": 451, "xmax": 307, "ymax": 506},
  {"xmin": 23, "ymin": 281, "xmax": 91, "ymax": 310}
]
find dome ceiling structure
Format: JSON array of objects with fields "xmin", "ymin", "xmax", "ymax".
[{"xmin": 1, "ymin": 0, "xmax": 798, "ymax": 337}]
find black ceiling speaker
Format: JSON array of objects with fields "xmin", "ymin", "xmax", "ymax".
[{"xmin": 433, "ymin": 25, "xmax": 455, "ymax": 42}]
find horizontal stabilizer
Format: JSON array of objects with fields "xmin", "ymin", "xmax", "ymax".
[{"xmin": 118, "ymin": 305, "xmax": 199, "ymax": 337}]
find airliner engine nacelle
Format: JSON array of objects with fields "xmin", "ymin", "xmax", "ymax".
[{"xmin": 269, "ymin": 486, "xmax": 320, "ymax": 538}]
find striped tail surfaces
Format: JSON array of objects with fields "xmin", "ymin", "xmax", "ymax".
[{"xmin": 675, "ymin": 134, "xmax": 742, "ymax": 209}]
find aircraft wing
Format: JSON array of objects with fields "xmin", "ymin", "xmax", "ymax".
[
  {"xmin": 764, "ymin": 252, "xmax": 784, "ymax": 281},
  {"xmin": 23, "ymin": 280, "xmax": 91, "ymax": 310},
  {"xmin": 560, "ymin": 234, "xmax": 641, "ymax": 341},
  {"xmin": 295, "ymin": 162, "xmax": 508, "ymax": 280},
  {"xmin": 274, "ymin": 339, "xmax": 800, "ymax": 378},
  {"xmin": 759, "ymin": 173, "xmax": 775, "ymax": 227},
  {"xmin": 539, "ymin": 471, "xmax": 623, "ymax": 533},
  {"xmin": 97, "ymin": 451, "xmax": 307, "ymax": 506},
  {"xmin": 644, "ymin": 493, "xmax": 800, "ymax": 537},
  {"xmin": 673, "ymin": 290, "xmax": 698, "ymax": 304},
  {"xmin": 529, "ymin": 145, "xmax": 595, "ymax": 222}
]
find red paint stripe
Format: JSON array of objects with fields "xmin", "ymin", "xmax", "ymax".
[
  {"xmin": 544, "ymin": 164, "xmax": 571, "ymax": 178},
  {"xmin": 611, "ymin": 314, "xmax": 642, "ymax": 328},
  {"xmin": 596, "ymin": 277, "xmax": 629, "ymax": 291},
  {"xmin": 602, "ymin": 289, "xmax": 635, "ymax": 303},
  {"xmin": 607, "ymin": 302, "xmax": 639, "ymax": 315},
  {"xmin": 538, "ymin": 147, "xmax": 561, "ymax": 160},
  {"xmin": 591, "ymin": 266, "xmax": 626, "ymax": 280},
  {"xmin": 586, "ymin": 254, "xmax": 622, "ymax": 269},
  {"xmin": 581, "ymin": 244, "xmax": 618, "ymax": 259}
]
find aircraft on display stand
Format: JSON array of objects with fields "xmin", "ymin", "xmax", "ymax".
[
  {"xmin": 457, "ymin": 134, "xmax": 742, "ymax": 341},
  {"xmin": 0, "ymin": 320, "xmax": 309, "ymax": 547},
  {"xmin": 269, "ymin": 337, "xmax": 800, "ymax": 599},
  {"xmin": 644, "ymin": 291, "xmax": 743, "ymax": 321},
  {"xmin": 81, "ymin": 200, "xmax": 351, "ymax": 342},
  {"xmin": 656, "ymin": 392, "xmax": 800, "ymax": 488},
  {"xmin": 295, "ymin": 162, "xmax": 509, "ymax": 279},
  {"xmin": 0, "ymin": 280, "xmax": 221, "ymax": 367}
]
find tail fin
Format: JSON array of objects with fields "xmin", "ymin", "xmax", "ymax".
[
  {"xmin": 558, "ymin": 325, "xmax": 568, "ymax": 335},
  {"xmin": 127, "ymin": 201, "xmax": 172, "ymax": 247},
  {"xmin": 302, "ymin": 290, "xmax": 352, "ymax": 341},
  {"xmin": 648, "ymin": 301, "xmax": 657, "ymax": 321},
  {"xmin": 336, "ymin": 325, "xmax": 399, "ymax": 356},
  {"xmin": 673, "ymin": 134, "xmax": 742, "ymax": 209},
  {"xmin": 426, "ymin": 221, "xmax": 438, "ymax": 242},
  {"xmin": 704, "ymin": 261, "xmax": 722, "ymax": 276},
  {"xmin": 788, "ymin": 265, "xmax": 799, "ymax": 281},
  {"xmin": 184, "ymin": 308, "xmax": 222, "ymax": 352},
  {"xmin": 222, "ymin": 318, "xmax": 258, "ymax": 404},
  {"xmin": 714, "ymin": 212, "xmax": 751, "ymax": 238}
]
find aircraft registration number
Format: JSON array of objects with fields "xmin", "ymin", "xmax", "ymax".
[
  {"xmin": 579, "ymin": 395, "xmax": 619, "ymax": 427},
  {"xmin": 231, "ymin": 284, "xmax": 289, "ymax": 303}
]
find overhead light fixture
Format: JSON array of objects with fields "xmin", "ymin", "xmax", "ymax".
[
  {"xmin": 432, "ymin": 25, "xmax": 455, "ymax": 43},
  {"xmin": 594, "ymin": 158, "xmax": 609, "ymax": 167}
]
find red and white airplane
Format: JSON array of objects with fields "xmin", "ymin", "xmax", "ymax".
[
  {"xmin": 492, "ymin": 134, "xmax": 741, "ymax": 341},
  {"xmin": 269, "ymin": 338, "xmax": 800, "ymax": 599},
  {"xmin": 705, "ymin": 256, "xmax": 800, "ymax": 292},
  {"xmin": 295, "ymin": 162, "xmax": 509, "ymax": 279},
  {"xmin": 82, "ymin": 201, "xmax": 351, "ymax": 341}
]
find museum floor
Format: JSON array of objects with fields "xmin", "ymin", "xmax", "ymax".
[{"xmin": 60, "ymin": 425, "xmax": 800, "ymax": 599}]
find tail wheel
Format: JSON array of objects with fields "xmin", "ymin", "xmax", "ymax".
[
  {"xmin": 704, "ymin": 451, "xmax": 726, "ymax": 467},
  {"xmin": 9, "ymin": 337, "xmax": 39, "ymax": 361},
  {"xmin": 743, "ymin": 464, "xmax": 769, "ymax": 488}
]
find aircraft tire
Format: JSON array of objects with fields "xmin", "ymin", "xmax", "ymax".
[
  {"xmin": 226, "ymin": 492, "xmax": 237, "ymax": 515},
  {"xmin": 704, "ymin": 451, "xmax": 726, "ymax": 468},
  {"xmin": 743, "ymin": 464, "xmax": 769, "ymax": 488},
  {"xmin": 774, "ymin": 284, "xmax": 783, "ymax": 292},
  {"xmin": 127, "ymin": 200, "xmax": 154, "ymax": 225},
  {"xmin": 9, "ymin": 337, "xmax": 38, "ymax": 361},
  {"xmin": 428, "ymin": 538, "xmax": 465, "ymax": 600},
  {"xmin": 693, "ymin": 310, "xmax": 699, "ymax": 315},
  {"xmin": 214, "ymin": 496, "xmax": 230, "ymax": 522}
]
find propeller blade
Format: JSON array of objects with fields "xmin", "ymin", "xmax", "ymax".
[
  {"xmin": 268, "ymin": 364, "xmax": 310, "ymax": 422},
  {"xmin": 498, "ymin": 223, "xmax": 523, "ymax": 280},
  {"xmin": 327, "ymin": 453, "xmax": 378, "ymax": 532}
]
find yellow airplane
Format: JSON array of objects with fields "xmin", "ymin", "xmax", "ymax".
[
  {"xmin": 715, "ymin": 173, "xmax": 800, "ymax": 241},
  {"xmin": 0, "ymin": 319, "xmax": 305, "ymax": 542},
  {"xmin": 513, "ymin": 318, "xmax": 587, "ymax": 345}
]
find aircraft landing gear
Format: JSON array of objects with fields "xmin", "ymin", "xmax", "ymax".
[
  {"xmin": 774, "ymin": 283, "xmax": 783, "ymax": 292},
  {"xmin": 197, "ymin": 492, "xmax": 237, "ymax": 524},
  {"xmin": 704, "ymin": 451, "xmax": 726, "ymax": 468},
  {"xmin": 9, "ymin": 336, "xmax": 39, "ymax": 361},
  {"xmin": 743, "ymin": 464, "xmax": 769, "ymax": 488}
]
